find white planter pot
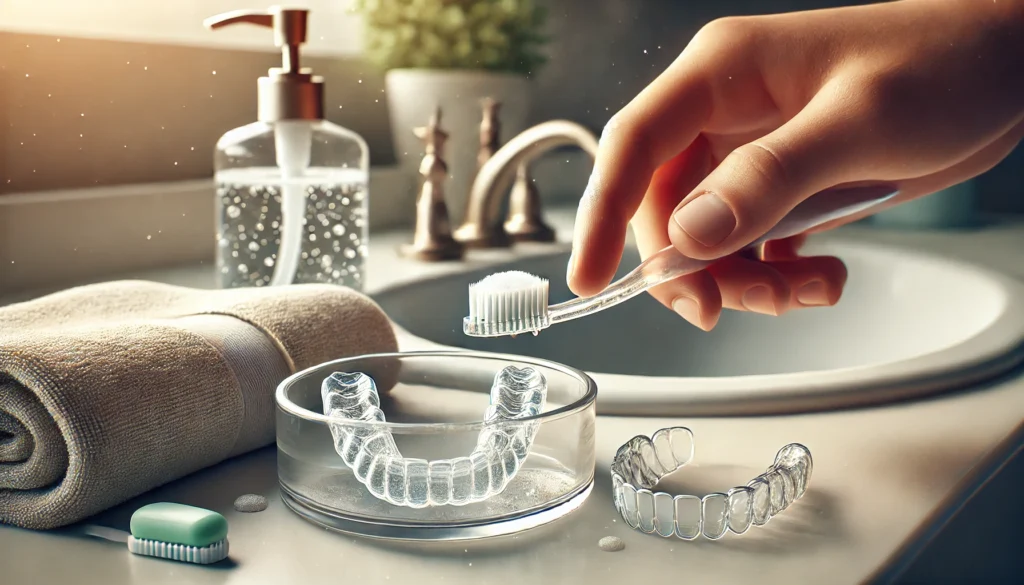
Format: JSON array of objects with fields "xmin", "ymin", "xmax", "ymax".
[{"xmin": 385, "ymin": 69, "xmax": 533, "ymax": 225}]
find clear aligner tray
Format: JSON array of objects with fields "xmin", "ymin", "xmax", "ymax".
[
  {"xmin": 611, "ymin": 427, "xmax": 813, "ymax": 540},
  {"xmin": 321, "ymin": 366, "xmax": 546, "ymax": 508}
]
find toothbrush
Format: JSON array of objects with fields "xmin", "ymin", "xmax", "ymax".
[
  {"xmin": 79, "ymin": 502, "xmax": 230, "ymax": 565},
  {"xmin": 463, "ymin": 185, "xmax": 898, "ymax": 338}
]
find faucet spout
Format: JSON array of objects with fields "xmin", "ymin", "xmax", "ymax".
[{"xmin": 453, "ymin": 120, "xmax": 598, "ymax": 248}]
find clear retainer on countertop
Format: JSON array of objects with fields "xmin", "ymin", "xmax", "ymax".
[
  {"xmin": 611, "ymin": 428, "xmax": 813, "ymax": 540},
  {"xmin": 322, "ymin": 366, "xmax": 547, "ymax": 508}
]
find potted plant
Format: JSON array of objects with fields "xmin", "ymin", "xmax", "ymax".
[{"xmin": 350, "ymin": 0, "xmax": 549, "ymax": 218}]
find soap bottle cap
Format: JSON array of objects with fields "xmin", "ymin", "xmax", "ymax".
[{"xmin": 204, "ymin": 6, "xmax": 324, "ymax": 122}]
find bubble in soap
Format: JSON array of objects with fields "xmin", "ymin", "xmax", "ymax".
[{"xmin": 598, "ymin": 536, "xmax": 625, "ymax": 552}]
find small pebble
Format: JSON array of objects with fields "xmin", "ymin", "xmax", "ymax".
[
  {"xmin": 233, "ymin": 493, "xmax": 269, "ymax": 513},
  {"xmin": 598, "ymin": 536, "xmax": 625, "ymax": 552}
]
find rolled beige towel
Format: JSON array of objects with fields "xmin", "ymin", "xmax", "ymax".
[{"xmin": 0, "ymin": 280, "xmax": 397, "ymax": 529}]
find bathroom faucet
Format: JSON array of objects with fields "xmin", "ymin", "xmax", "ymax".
[{"xmin": 452, "ymin": 120, "xmax": 599, "ymax": 249}]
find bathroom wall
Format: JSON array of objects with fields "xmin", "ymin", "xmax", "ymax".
[
  {"xmin": 0, "ymin": 0, "xmax": 1021, "ymax": 293},
  {"xmin": 1, "ymin": 0, "xmax": 1020, "ymax": 210}
]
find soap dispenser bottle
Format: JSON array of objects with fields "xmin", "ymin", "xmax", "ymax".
[{"xmin": 205, "ymin": 7, "xmax": 369, "ymax": 290}]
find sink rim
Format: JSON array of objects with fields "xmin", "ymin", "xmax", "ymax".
[{"xmin": 373, "ymin": 239, "xmax": 1024, "ymax": 416}]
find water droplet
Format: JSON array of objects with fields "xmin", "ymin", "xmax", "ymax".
[
  {"xmin": 238, "ymin": 264, "xmax": 249, "ymax": 273},
  {"xmin": 227, "ymin": 205, "xmax": 241, "ymax": 218},
  {"xmin": 146, "ymin": 235, "xmax": 152, "ymax": 240},
  {"xmin": 332, "ymin": 224, "xmax": 346, "ymax": 236},
  {"xmin": 248, "ymin": 241, "xmax": 260, "ymax": 252},
  {"xmin": 309, "ymin": 234, "xmax": 317, "ymax": 242},
  {"xmin": 344, "ymin": 248, "xmax": 356, "ymax": 259},
  {"xmin": 212, "ymin": 70, "xmax": 217, "ymax": 75},
  {"xmin": 263, "ymin": 257, "xmax": 275, "ymax": 267}
]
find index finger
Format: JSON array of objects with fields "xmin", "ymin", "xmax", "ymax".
[{"xmin": 567, "ymin": 56, "xmax": 714, "ymax": 297}]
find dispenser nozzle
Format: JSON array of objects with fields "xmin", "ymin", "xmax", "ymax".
[
  {"xmin": 204, "ymin": 6, "xmax": 309, "ymax": 74},
  {"xmin": 204, "ymin": 5, "xmax": 322, "ymax": 121}
]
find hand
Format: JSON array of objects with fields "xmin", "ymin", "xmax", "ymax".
[{"xmin": 567, "ymin": 0, "xmax": 1024, "ymax": 330}]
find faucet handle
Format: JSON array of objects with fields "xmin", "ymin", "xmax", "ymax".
[
  {"xmin": 414, "ymin": 107, "xmax": 448, "ymax": 157},
  {"xmin": 479, "ymin": 98, "xmax": 502, "ymax": 165},
  {"xmin": 401, "ymin": 108, "xmax": 465, "ymax": 262},
  {"xmin": 504, "ymin": 163, "xmax": 556, "ymax": 243}
]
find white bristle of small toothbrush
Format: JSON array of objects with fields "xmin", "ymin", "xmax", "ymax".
[{"xmin": 465, "ymin": 271, "xmax": 550, "ymax": 337}]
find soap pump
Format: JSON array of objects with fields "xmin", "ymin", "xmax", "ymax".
[{"xmin": 205, "ymin": 6, "xmax": 369, "ymax": 290}]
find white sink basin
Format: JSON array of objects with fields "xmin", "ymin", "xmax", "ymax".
[{"xmin": 373, "ymin": 239, "xmax": 1024, "ymax": 415}]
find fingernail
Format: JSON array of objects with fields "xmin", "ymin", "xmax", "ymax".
[
  {"xmin": 672, "ymin": 192, "xmax": 736, "ymax": 247},
  {"xmin": 566, "ymin": 252, "xmax": 576, "ymax": 283},
  {"xmin": 741, "ymin": 285, "xmax": 779, "ymax": 315},
  {"xmin": 671, "ymin": 296, "xmax": 703, "ymax": 329},
  {"xmin": 796, "ymin": 280, "xmax": 829, "ymax": 306}
]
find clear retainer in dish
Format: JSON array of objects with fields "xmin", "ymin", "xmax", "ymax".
[
  {"xmin": 321, "ymin": 366, "xmax": 547, "ymax": 508},
  {"xmin": 611, "ymin": 427, "xmax": 813, "ymax": 540}
]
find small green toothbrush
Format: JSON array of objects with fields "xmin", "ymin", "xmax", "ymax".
[{"xmin": 81, "ymin": 502, "xmax": 230, "ymax": 565}]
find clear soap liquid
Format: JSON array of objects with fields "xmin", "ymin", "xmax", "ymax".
[{"xmin": 215, "ymin": 169, "xmax": 368, "ymax": 290}]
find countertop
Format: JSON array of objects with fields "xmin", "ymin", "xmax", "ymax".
[{"xmin": 2, "ymin": 208, "xmax": 1023, "ymax": 585}]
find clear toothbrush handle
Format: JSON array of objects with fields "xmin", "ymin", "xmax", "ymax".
[{"xmin": 548, "ymin": 185, "xmax": 897, "ymax": 323}]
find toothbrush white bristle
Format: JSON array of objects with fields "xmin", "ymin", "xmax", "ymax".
[
  {"xmin": 127, "ymin": 536, "xmax": 229, "ymax": 565},
  {"xmin": 464, "ymin": 271, "xmax": 550, "ymax": 337}
]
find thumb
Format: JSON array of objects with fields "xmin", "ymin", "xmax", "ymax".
[{"xmin": 668, "ymin": 84, "xmax": 876, "ymax": 260}]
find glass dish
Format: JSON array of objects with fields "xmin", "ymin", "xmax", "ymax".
[{"xmin": 276, "ymin": 351, "xmax": 597, "ymax": 540}]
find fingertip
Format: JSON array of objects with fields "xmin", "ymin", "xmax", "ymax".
[
  {"xmin": 707, "ymin": 256, "xmax": 791, "ymax": 316},
  {"xmin": 667, "ymin": 192, "xmax": 741, "ymax": 261},
  {"xmin": 566, "ymin": 251, "xmax": 618, "ymax": 297},
  {"xmin": 793, "ymin": 280, "xmax": 834, "ymax": 307},
  {"xmin": 671, "ymin": 295, "xmax": 721, "ymax": 331},
  {"xmin": 765, "ymin": 255, "xmax": 848, "ymax": 309},
  {"xmin": 650, "ymin": 271, "xmax": 721, "ymax": 330}
]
